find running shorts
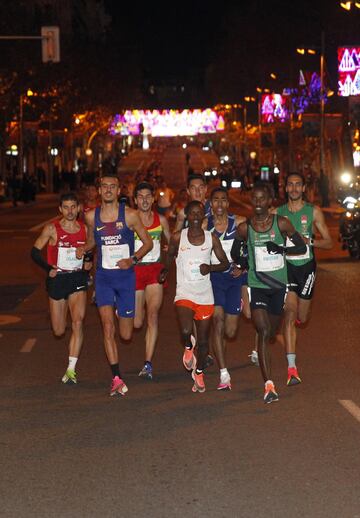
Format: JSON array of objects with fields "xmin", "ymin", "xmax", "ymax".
[
  {"xmin": 46, "ymin": 270, "xmax": 88, "ymax": 301},
  {"xmin": 95, "ymin": 269, "xmax": 135, "ymax": 318},
  {"xmin": 210, "ymin": 270, "xmax": 247, "ymax": 315},
  {"xmin": 248, "ymin": 286, "xmax": 287, "ymax": 316},
  {"xmin": 175, "ymin": 299, "xmax": 214, "ymax": 321},
  {"xmin": 135, "ymin": 263, "xmax": 166, "ymax": 290},
  {"xmin": 287, "ymin": 259, "xmax": 316, "ymax": 300}
]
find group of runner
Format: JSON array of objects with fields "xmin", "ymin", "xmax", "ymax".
[{"xmin": 31, "ymin": 169, "xmax": 332, "ymax": 403}]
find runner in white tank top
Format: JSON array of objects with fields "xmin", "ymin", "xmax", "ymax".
[{"xmin": 159, "ymin": 201, "xmax": 229, "ymax": 393}]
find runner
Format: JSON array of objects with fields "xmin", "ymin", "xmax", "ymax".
[
  {"xmin": 159, "ymin": 200, "xmax": 229, "ymax": 393},
  {"xmin": 80, "ymin": 182, "xmax": 99, "ymax": 217},
  {"xmin": 31, "ymin": 192, "xmax": 91, "ymax": 384},
  {"xmin": 155, "ymin": 177, "xmax": 175, "ymax": 218},
  {"xmin": 207, "ymin": 187, "xmax": 247, "ymax": 390},
  {"xmin": 174, "ymin": 173, "xmax": 211, "ymax": 232},
  {"xmin": 276, "ymin": 172, "xmax": 333, "ymax": 385},
  {"xmin": 76, "ymin": 172, "xmax": 153, "ymax": 397},
  {"xmin": 133, "ymin": 181, "xmax": 171, "ymax": 380},
  {"xmin": 231, "ymin": 182, "xmax": 306, "ymax": 403}
]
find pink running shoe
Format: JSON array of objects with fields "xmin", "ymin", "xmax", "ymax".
[
  {"xmin": 217, "ymin": 380, "xmax": 232, "ymax": 391},
  {"xmin": 110, "ymin": 376, "xmax": 128, "ymax": 397}
]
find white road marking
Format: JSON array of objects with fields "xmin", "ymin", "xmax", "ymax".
[
  {"xmin": 29, "ymin": 217, "xmax": 56, "ymax": 232},
  {"xmin": 20, "ymin": 338, "xmax": 37, "ymax": 353},
  {"xmin": 339, "ymin": 400, "xmax": 360, "ymax": 423}
]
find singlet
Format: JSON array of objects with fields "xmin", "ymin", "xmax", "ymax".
[
  {"xmin": 47, "ymin": 220, "xmax": 86, "ymax": 271},
  {"xmin": 182, "ymin": 199, "xmax": 212, "ymax": 229},
  {"xmin": 134, "ymin": 211, "xmax": 162, "ymax": 265},
  {"xmin": 207, "ymin": 214, "xmax": 237, "ymax": 273},
  {"xmin": 94, "ymin": 203, "xmax": 134, "ymax": 271},
  {"xmin": 174, "ymin": 228, "xmax": 214, "ymax": 305},
  {"xmin": 277, "ymin": 202, "xmax": 314, "ymax": 265},
  {"xmin": 247, "ymin": 215, "xmax": 287, "ymax": 290},
  {"xmin": 83, "ymin": 202, "xmax": 99, "ymax": 214}
]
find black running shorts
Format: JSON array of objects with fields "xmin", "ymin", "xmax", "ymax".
[
  {"xmin": 248, "ymin": 286, "xmax": 287, "ymax": 316},
  {"xmin": 46, "ymin": 271, "xmax": 88, "ymax": 301},
  {"xmin": 287, "ymin": 259, "xmax": 316, "ymax": 300}
]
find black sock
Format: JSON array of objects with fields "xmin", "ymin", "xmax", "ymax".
[
  {"xmin": 196, "ymin": 368, "xmax": 203, "ymax": 375},
  {"xmin": 110, "ymin": 363, "xmax": 120, "ymax": 378}
]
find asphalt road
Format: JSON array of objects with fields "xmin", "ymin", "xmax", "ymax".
[{"xmin": 0, "ymin": 181, "xmax": 360, "ymax": 517}]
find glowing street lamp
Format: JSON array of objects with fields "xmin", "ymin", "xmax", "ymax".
[{"xmin": 340, "ymin": 1, "xmax": 360, "ymax": 8}]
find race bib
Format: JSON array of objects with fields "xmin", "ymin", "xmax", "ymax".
[
  {"xmin": 101, "ymin": 244, "xmax": 130, "ymax": 269},
  {"xmin": 134, "ymin": 239, "xmax": 161, "ymax": 263},
  {"xmin": 285, "ymin": 237, "xmax": 310, "ymax": 261},
  {"xmin": 57, "ymin": 247, "xmax": 83, "ymax": 271},
  {"xmin": 255, "ymin": 246, "xmax": 284, "ymax": 272},
  {"xmin": 211, "ymin": 239, "xmax": 233, "ymax": 264},
  {"xmin": 185, "ymin": 258, "xmax": 205, "ymax": 282}
]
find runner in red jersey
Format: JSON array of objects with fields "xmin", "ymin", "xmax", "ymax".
[
  {"xmin": 133, "ymin": 181, "xmax": 171, "ymax": 380},
  {"xmin": 31, "ymin": 192, "xmax": 92, "ymax": 385}
]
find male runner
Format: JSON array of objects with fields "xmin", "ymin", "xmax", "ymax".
[
  {"xmin": 77, "ymin": 172, "xmax": 152, "ymax": 397},
  {"xmin": 31, "ymin": 192, "xmax": 91, "ymax": 384},
  {"xmin": 207, "ymin": 187, "xmax": 247, "ymax": 390},
  {"xmin": 276, "ymin": 172, "xmax": 333, "ymax": 385},
  {"xmin": 231, "ymin": 182, "xmax": 306, "ymax": 403},
  {"xmin": 174, "ymin": 173, "xmax": 211, "ymax": 232},
  {"xmin": 160, "ymin": 201, "xmax": 229, "ymax": 393},
  {"xmin": 133, "ymin": 181, "xmax": 171, "ymax": 380},
  {"xmin": 154, "ymin": 177, "xmax": 175, "ymax": 218},
  {"xmin": 81, "ymin": 182, "xmax": 99, "ymax": 217}
]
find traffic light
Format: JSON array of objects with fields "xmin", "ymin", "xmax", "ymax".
[{"xmin": 41, "ymin": 26, "xmax": 60, "ymax": 63}]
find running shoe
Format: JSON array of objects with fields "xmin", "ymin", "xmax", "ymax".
[
  {"xmin": 138, "ymin": 363, "xmax": 153, "ymax": 380},
  {"xmin": 287, "ymin": 367, "xmax": 302, "ymax": 386},
  {"xmin": 61, "ymin": 369, "xmax": 77, "ymax": 385},
  {"xmin": 110, "ymin": 376, "xmax": 128, "ymax": 397},
  {"xmin": 192, "ymin": 371, "xmax": 206, "ymax": 393},
  {"xmin": 264, "ymin": 381, "xmax": 279, "ymax": 404},
  {"xmin": 248, "ymin": 350, "xmax": 259, "ymax": 366},
  {"xmin": 217, "ymin": 380, "xmax": 232, "ymax": 391},
  {"xmin": 183, "ymin": 347, "xmax": 196, "ymax": 371}
]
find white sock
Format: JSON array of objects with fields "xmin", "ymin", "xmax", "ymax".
[
  {"xmin": 220, "ymin": 368, "xmax": 230, "ymax": 382},
  {"xmin": 287, "ymin": 353, "xmax": 296, "ymax": 368},
  {"xmin": 68, "ymin": 356, "xmax": 78, "ymax": 371}
]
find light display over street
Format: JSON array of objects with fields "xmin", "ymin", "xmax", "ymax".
[{"xmin": 338, "ymin": 47, "xmax": 360, "ymax": 97}]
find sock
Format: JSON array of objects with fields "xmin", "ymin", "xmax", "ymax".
[
  {"xmin": 67, "ymin": 356, "xmax": 78, "ymax": 371},
  {"xmin": 287, "ymin": 353, "xmax": 296, "ymax": 369},
  {"xmin": 195, "ymin": 368, "xmax": 203, "ymax": 375},
  {"xmin": 111, "ymin": 363, "xmax": 121, "ymax": 378},
  {"xmin": 144, "ymin": 361, "xmax": 152, "ymax": 370},
  {"xmin": 185, "ymin": 342, "xmax": 193, "ymax": 350},
  {"xmin": 220, "ymin": 368, "xmax": 230, "ymax": 382}
]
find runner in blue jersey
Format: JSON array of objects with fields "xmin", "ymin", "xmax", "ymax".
[
  {"xmin": 208, "ymin": 187, "xmax": 247, "ymax": 390},
  {"xmin": 77, "ymin": 172, "xmax": 152, "ymax": 397}
]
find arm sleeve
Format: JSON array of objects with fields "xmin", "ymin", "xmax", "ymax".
[
  {"xmin": 230, "ymin": 238, "xmax": 249, "ymax": 269},
  {"xmin": 284, "ymin": 232, "xmax": 307, "ymax": 256},
  {"xmin": 30, "ymin": 247, "xmax": 52, "ymax": 273}
]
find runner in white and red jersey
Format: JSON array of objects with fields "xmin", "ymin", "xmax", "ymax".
[{"xmin": 31, "ymin": 192, "xmax": 92, "ymax": 385}]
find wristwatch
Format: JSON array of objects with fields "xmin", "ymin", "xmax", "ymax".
[{"xmin": 131, "ymin": 255, "xmax": 139, "ymax": 265}]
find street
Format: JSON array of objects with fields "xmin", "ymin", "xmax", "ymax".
[{"xmin": 1, "ymin": 179, "xmax": 360, "ymax": 518}]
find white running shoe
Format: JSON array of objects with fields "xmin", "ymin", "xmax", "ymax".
[{"xmin": 249, "ymin": 350, "xmax": 259, "ymax": 366}]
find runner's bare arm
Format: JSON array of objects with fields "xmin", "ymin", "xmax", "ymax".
[
  {"xmin": 159, "ymin": 214, "xmax": 171, "ymax": 244},
  {"xmin": 174, "ymin": 207, "xmax": 185, "ymax": 232},
  {"xmin": 126, "ymin": 209, "xmax": 153, "ymax": 260},
  {"xmin": 312, "ymin": 206, "xmax": 333, "ymax": 249},
  {"xmin": 158, "ymin": 232, "xmax": 180, "ymax": 284},
  {"xmin": 206, "ymin": 233, "xmax": 230, "ymax": 273},
  {"xmin": 31, "ymin": 223, "xmax": 58, "ymax": 275},
  {"xmin": 76, "ymin": 209, "xmax": 96, "ymax": 258}
]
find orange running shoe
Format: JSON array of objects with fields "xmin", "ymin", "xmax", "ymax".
[
  {"xmin": 110, "ymin": 376, "xmax": 128, "ymax": 397},
  {"xmin": 192, "ymin": 371, "xmax": 205, "ymax": 393},
  {"xmin": 264, "ymin": 380, "xmax": 279, "ymax": 404},
  {"xmin": 183, "ymin": 347, "xmax": 196, "ymax": 371},
  {"xmin": 287, "ymin": 367, "xmax": 302, "ymax": 386}
]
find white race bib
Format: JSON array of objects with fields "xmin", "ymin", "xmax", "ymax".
[
  {"xmin": 185, "ymin": 258, "xmax": 205, "ymax": 282},
  {"xmin": 134, "ymin": 239, "xmax": 161, "ymax": 263},
  {"xmin": 57, "ymin": 247, "xmax": 83, "ymax": 271},
  {"xmin": 101, "ymin": 244, "xmax": 130, "ymax": 269},
  {"xmin": 211, "ymin": 239, "xmax": 233, "ymax": 264},
  {"xmin": 255, "ymin": 246, "xmax": 284, "ymax": 272},
  {"xmin": 285, "ymin": 237, "xmax": 310, "ymax": 261}
]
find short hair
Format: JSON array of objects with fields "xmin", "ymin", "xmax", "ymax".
[
  {"xmin": 187, "ymin": 173, "xmax": 205, "ymax": 188},
  {"xmin": 100, "ymin": 171, "xmax": 119, "ymax": 182},
  {"xmin": 286, "ymin": 172, "xmax": 305, "ymax": 185},
  {"xmin": 210, "ymin": 186, "xmax": 228, "ymax": 199},
  {"xmin": 134, "ymin": 181, "xmax": 154, "ymax": 197},
  {"xmin": 253, "ymin": 181, "xmax": 273, "ymax": 198},
  {"xmin": 184, "ymin": 200, "xmax": 204, "ymax": 216},
  {"xmin": 59, "ymin": 192, "xmax": 79, "ymax": 205}
]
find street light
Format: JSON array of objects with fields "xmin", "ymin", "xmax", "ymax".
[{"xmin": 340, "ymin": 1, "xmax": 360, "ymax": 9}]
